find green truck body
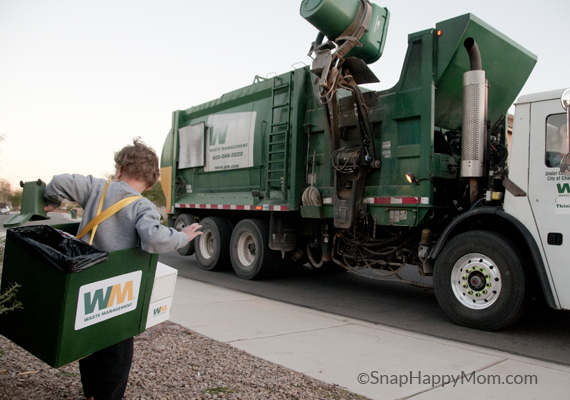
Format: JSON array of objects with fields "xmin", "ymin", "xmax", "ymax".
[
  {"xmin": 162, "ymin": 13, "xmax": 534, "ymax": 222},
  {"xmin": 160, "ymin": 2, "xmax": 543, "ymax": 330}
]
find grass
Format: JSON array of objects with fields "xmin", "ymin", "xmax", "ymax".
[{"xmin": 204, "ymin": 387, "xmax": 236, "ymax": 395}]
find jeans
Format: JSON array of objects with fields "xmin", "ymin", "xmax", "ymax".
[{"xmin": 79, "ymin": 337, "xmax": 134, "ymax": 400}]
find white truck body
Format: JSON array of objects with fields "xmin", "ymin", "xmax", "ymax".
[{"xmin": 507, "ymin": 88, "xmax": 570, "ymax": 310}]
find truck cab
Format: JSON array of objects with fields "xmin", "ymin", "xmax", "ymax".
[
  {"xmin": 429, "ymin": 89, "xmax": 570, "ymax": 330},
  {"xmin": 506, "ymin": 89, "xmax": 570, "ymax": 310}
]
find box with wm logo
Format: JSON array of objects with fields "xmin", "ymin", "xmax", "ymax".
[{"xmin": 0, "ymin": 223, "xmax": 176, "ymax": 368}]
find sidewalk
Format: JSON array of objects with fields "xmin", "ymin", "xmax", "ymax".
[{"xmin": 169, "ymin": 274, "xmax": 570, "ymax": 400}]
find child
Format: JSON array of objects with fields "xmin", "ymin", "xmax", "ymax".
[{"xmin": 44, "ymin": 137, "xmax": 202, "ymax": 400}]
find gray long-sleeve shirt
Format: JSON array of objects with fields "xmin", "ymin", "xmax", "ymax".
[{"xmin": 44, "ymin": 174, "xmax": 188, "ymax": 253}]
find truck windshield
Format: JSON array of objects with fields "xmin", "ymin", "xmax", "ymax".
[{"xmin": 545, "ymin": 113, "xmax": 568, "ymax": 167}]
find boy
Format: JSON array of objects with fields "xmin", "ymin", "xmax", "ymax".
[{"xmin": 44, "ymin": 137, "xmax": 202, "ymax": 400}]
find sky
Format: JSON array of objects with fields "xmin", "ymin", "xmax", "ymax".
[{"xmin": 1, "ymin": 0, "xmax": 569, "ymax": 191}]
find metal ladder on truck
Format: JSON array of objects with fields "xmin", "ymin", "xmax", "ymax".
[{"xmin": 265, "ymin": 73, "xmax": 292, "ymax": 200}]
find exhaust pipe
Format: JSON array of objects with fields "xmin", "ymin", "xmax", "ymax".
[
  {"xmin": 464, "ymin": 37, "xmax": 482, "ymax": 70},
  {"xmin": 461, "ymin": 38, "xmax": 488, "ymax": 204}
]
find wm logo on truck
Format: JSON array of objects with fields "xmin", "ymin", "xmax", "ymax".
[
  {"xmin": 205, "ymin": 112, "xmax": 256, "ymax": 172},
  {"xmin": 209, "ymin": 126, "xmax": 228, "ymax": 146},
  {"xmin": 209, "ymin": 113, "xmax": 254, "ymax": 145},
  {"xmin": 557, "ymin": 183, "xmax": 570, "ymax": 194}
]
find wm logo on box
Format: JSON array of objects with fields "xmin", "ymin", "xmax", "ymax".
[
  {"xmin": 153, "ymin": 305, "xmax": 168, "ymax": 316},
  {"xmin": 75, "ymin": 271, "xmax": 142, "ymax": 330}
]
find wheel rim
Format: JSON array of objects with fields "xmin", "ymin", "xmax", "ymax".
[
  {"xmin": 199, "ymin": 230, "xmax": 215, "ymax": 260},
  {"xmin": 236, "ymin": 232, "xmax": 256, "ymax": 267},
  {"xmin": 175, "ymin": 220, "xmax": 186, "ymax": 231},
  {"xmin": 450, "ymin": 253, "xmax": 502, "ymax": 310}
]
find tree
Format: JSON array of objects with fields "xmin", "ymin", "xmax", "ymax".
[
  {"xmin": 0, "ymin": 179, "xmax": 11, "ymax": 202},
  {"xmin": 0, "ymin": 179, "xmax": 22, "ymax": 209},
  {"xmin": 9, "ymin": 189, "xmax": 22, "ymax": 209},
  {"xmin": 142, "ymin": 181, "xmax": 166, "ymax": 207},
  {"xmin": 104, "ymin": 173, "xmax": 166, "ymax": 207}
]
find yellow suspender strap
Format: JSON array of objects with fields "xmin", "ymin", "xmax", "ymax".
[
  {"xmin": 76, "ymin": 182, "xmax": 142, "ymax": 245},
  {"xmin": 89, "ymin": 182, "xmax": 110, "ymax": 244}
]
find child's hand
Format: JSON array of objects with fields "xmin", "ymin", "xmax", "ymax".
[
  {"xmin": 182, "ymin": 223, "xmax": 203, "ymax": 242},
  {"xmin": 44, "ymin": 204, "xmax": 57, "ymax": 213}
]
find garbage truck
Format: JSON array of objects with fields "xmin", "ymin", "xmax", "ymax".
[{"xmin": 159, "ymin": 0, "xmax": 570, "ymax": 330}]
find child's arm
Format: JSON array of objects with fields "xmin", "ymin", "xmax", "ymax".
[
  {"xmin": 134, "ymin": 201, "xmax": 202, "ymax": 253},
  {"xmin": 44, "ymin": 174, "xmax": 95, "ymax": 209}
]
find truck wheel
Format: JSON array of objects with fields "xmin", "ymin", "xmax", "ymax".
[
  {"xmin": 174, "ymin": 214, "xmax": 197, "ymax": 256},
  {"xmin": 433, "ymin": 230, "xmax": 529, "ymax": 331},
  {"xmin": 230, "ymin": 219, "xmax": 280, "ymax": 280},
  {"xmin": 195, "ymin": 217, "xmax": 232, "ymax": 271}
]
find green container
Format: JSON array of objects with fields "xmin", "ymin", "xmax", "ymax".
[
  {"xmin": 19, "ymin": 180, "xmax": 48, "ymax": 219},
  {"xmin": 0, "ymin": 223, "xmax": 158, "ymax": 368},
  {"xmin": 300, "ymin": 0, "xmax": 390, "ymax": 64},
  {"xmin": 3, "ymin": 180, "xmax": 49, "ymax": 228}
]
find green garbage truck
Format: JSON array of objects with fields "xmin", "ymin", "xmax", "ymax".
[{"xmin": 160, "ymin": 0, "xmax": 570, "ymax": 330}]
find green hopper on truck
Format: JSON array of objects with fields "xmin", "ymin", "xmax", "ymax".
[{"xmin": 160, "ymin": 0, "xmax": 570, "ymax": 331}]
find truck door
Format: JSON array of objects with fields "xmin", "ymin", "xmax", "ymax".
[{"xmin": 527, "ymin": 98, "xmax": 570, "ymax": 308}]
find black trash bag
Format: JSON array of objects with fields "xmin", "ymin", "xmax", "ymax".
[{"xmin": 7, "ymin": 225, "xmax": 109, "ymax": 273}]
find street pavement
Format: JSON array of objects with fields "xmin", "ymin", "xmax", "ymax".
[{"xmin": 169, "ymin": 274, "xmax": 570, "ymax": 400}]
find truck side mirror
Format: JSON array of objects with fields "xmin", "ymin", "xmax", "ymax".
[{"xmin": 561, "ymin": 89, "xmax": 570, "ymax": 110}]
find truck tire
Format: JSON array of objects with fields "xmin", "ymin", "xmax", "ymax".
[
  {"xmin": 433, "ymin": 230, "xmax": 529, "ymax": 331},
  {"xmin": 174, "ymin": 214, "xmax": 197, "ymax": 256},
  {"xmin": 195, "ymin": 217, "xmax": 232, "ymax": 271},
  {"xmin": 230, "ymin": 219, "xmax": 280, "ymax": 280}
]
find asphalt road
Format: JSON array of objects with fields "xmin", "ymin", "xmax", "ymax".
[
  {"xmin": 159, "ymin": 250, "xmax": 570, "ymax": 367},
  {"xmin": 3, "ymin": 213, "xmax": 570, "ymax": 366}
]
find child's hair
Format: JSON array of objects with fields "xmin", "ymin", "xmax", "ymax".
[{"xmin": 114, "ymin": 137, "xmax": 160, "ymax": 188}]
